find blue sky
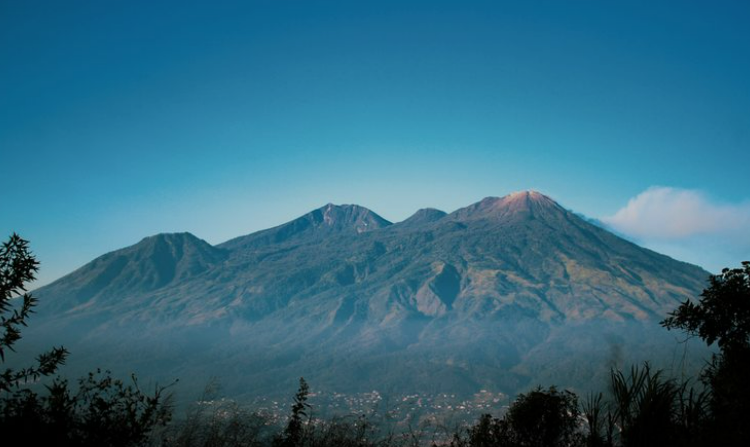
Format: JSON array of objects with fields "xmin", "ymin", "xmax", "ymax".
[{"xmin": 1, "ymin": 0, "xmax": 748, "ymax": 285}]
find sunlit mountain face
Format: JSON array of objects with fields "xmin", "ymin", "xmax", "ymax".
[{"xmin": 25, "ymin": 191, "xmax": 710, "ymax": 404}]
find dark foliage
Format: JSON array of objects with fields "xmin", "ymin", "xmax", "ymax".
[
  {"xmin": 0, "ymin": 369, "xmax": 172, "ymax": 447},
  {"xmin": 581, "ymin": 392, "xmax": 613, "ymax": 447},
  {"xmin": 0, "ymin": 233, "xmax": 68, "ymax": 391},
  {"xmin": 273, "ymin": 377, "xmax": 311, "ymax": 447},
  {"xmin": 450, "ymin": 413, "xmax": 510, "ymax": 447},
  {"xmin": 506, "ymin": 386, "xmax": 582, "ymax": 447},
  {"xmin": 662, "ymin": 261, "xmax": 750, "ymax": 446},
  {"xmin": 662, "ymin": 262, "xmax": 750, "ymax": 351},
  {"xmin": 292, "ymin": 414, "xmax": 389, "ymax": 447},
  {"xmin": 603, "ymin": 363, "xmax": 708, "ymax": 447},
  {"xmin": 153, "ymin": 381, "xmax": 268, "ymax": 447},
  {"xmin": 0, "ymin": 233, "xmax": 172, "ymax": 447},
  {"xmin": 452, "ymin": 386, "xmax": 583, "ymax": 447}
]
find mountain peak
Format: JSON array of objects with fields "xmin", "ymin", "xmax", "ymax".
[
  {"xmin": 506, "ymin": 189, "xmax": 548, "ymax": 200},
  {"xmin": 319, "ymin": 203, "xmax": 366, "ymax": 223},
  {"xmin": 36, "ymin": 231, "xmax": 226, "ymax": 313},
  {"xmin": 501, "ymin": 190, "xmax": 559, "ymax": 209},
  {"xmin": 398, "ymin": 208, "xmax": 448, "ymax": 227},
  {"xmin": 138, "ymin": 231, "xmax": 202, "ymax": 245},
  {"xmin": 219, "ymin": 203, "xmax": 392, "ymax": 250},
  {"xmin": 312, "ymin": 203, "xmax": 392, "ymax": 233},
  {"xmin": 450, "ymin": 191, "xmax": 563, "ymax": 221},
  {"xmin": 132, "ymin": 232, "xmax": 226, "ymax": 260}
]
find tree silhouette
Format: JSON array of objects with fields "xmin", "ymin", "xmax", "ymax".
[
  {"xmin": 274, "ymin": 377, "xmax": 311, "ymax": 447},
  {"xmin": 0, "ymin": 233, "xmax": 172, "ymax": 446},
  {"xmin": 662, "ymin": 262, "xmax": 750, "ymax": 352},
  {"xmin": 505, "ymin": 386, "xmax": 582, "ymax": 447},
  {"xmin": 453, "ymin": 386, "xmax": 583, "ymax": 447},
  {"xmin": 662, "ymin": 262, "xmax": 750, "ymax": 446},
  {"xmin": 0, "ymin": 233, "xmax": 68, "ymax": 391}
]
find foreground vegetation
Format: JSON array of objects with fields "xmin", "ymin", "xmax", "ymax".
[{"xmin": 2, "ymin": 234, "xmax": 748, "ymax": 446}]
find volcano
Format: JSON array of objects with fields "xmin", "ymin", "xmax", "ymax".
[{"xmin": 28, "ymin": 191, "xmax": 711, "ymax": 401}]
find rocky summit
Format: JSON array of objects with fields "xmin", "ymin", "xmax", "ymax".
[{"xmin": 27, "ymin": 191, "xmax": 711, "ymax": 401}]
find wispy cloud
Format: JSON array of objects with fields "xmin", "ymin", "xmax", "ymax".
[
  {"xmin": 603, "ymin": 187, "xmax": 750, "ymax": 239},
  {"xmin": 602, "ymin": 187, "xmax": 750, "ymax": 272}
]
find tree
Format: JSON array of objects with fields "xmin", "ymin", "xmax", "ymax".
[
  {"xmin": 454, "ymin": 386, "xmax": 583, "ymax": 447},
  {"xmin": 609, "ymin": 363, "xmax": 683, "ymax": 447},
  {"xmin": 505, "ymin": 386, "xmax": 582, "ymax": 447},
  {"xmin": 662, "ymin": 261, "xmax": 750, "ymax": 446},
  {"xmin": 1, "ymin": 369, "xmax": 173, "ymax": 447},
  {"xmin": 274, "ymin": 377, "xmax": 311, "ymax": 447},
  {"xmin": 662, "ymin": 262, "xmax": 750, "ymax": 352},
  {"xmin": 0, "ymin": 233, "xmax": 173, "ymax": 446},
  {"xmin": 0, "ymin": 233, "xmax": 68, "ymax": 391},
  {"xmin": 581, "ymin": 363, "xmax": 709, "ymax": 447}
]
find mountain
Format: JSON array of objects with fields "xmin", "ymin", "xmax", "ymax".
[
  {"xmin": 38, "ymin": 232, "xmax": 227, "ymax": 315},
  {"xmin": 396, "ymin": 208, "xmax": 447, "ymax": 227},
  {"xmin": 220, "ymin": 203, "xmax": 392, "ymax": 251},
  {"xmin": 25, "ymin": 191, "xmax": 712, "ymax": 404}
]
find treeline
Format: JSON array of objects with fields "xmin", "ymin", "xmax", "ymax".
[
  {"xmin": 2, "ymin": 234, "xmax": 748, "ymax": 446},
  {"xmin": 143, "ymin": 364, "xmax": 717, "ymax": 447}
]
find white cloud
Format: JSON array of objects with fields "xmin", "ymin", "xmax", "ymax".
[
  {"xmin": 603, "ymin": 187, "xmax": 750, "ymax": 240},
  {"xmin": 601, "ymin": 187, "xmax": 750, "ymax": 272}
]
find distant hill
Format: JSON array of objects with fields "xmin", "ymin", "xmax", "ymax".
[{"xmin": 25, "ymin": 191, "xmax": 712, "ymax": 404}]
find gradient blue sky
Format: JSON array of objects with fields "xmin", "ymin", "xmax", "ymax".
[{"xmin": 1, "ymin": 0, "xmax": 749, "ymax": 285}]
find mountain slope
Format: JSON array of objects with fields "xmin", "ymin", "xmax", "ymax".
[
  {"xmin": 38, "ymin": 232, "xmax": 227, "ymax": 315},
  {"xmin": 28, "ymin": 192, "xmax": 712, "ymax": 401}
]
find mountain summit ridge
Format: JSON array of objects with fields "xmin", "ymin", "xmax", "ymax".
[
  {"xmin": 449, "ymin": 190, "xmax": 565, "ymax": 222},
  {"xmin": 38, "ymin": 191, "xmax": 705, "ymax": 323},
  {"xmin": 219, "ymin": 203, "xmax": 391, "ymax": 251}
]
